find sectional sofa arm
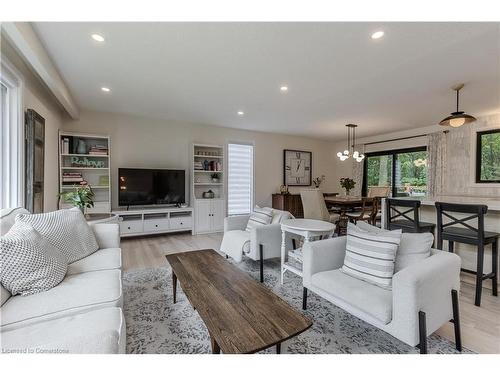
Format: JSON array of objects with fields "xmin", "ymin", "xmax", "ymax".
[
  {"xmin": 91, "ymin": 223, "xmax": 121, "ymax": 249},
  {"xmin": 391, "ymin": 250, "xmax": 461, "ymax": 342},
  {"xmin": 302, "ymin": 236, "xmax": 347, "ymax": 287},
  {"xmin": 224, "ymin": 215, "xmax": 250, "ymax": 232}
]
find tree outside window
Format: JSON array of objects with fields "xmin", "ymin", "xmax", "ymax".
[{"xmin": 476, "ymin": 129, "xmax": 500, "ymax": 183}]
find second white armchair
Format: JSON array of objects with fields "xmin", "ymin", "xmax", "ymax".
[
  {"xmin": 220, "ymin": 208, "xmax": 295, "ymax": 282},
  {"xmin": 302, "ymin": 223, "xmax": 462, "ymax": 354}
]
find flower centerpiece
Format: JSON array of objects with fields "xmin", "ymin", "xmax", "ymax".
[
  {"xmin": 58, "ymin": 182, "xmax": 95, "ymax": 214},
  {"xmin": 340, "ymin": 177, "xmax": 356, "ymax": 196},
  {"xmin": 312, "ymin": 175, "xmax": 326, "ymax": 189}
]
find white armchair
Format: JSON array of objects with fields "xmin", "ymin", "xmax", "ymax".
[
  {"xmin": 220, "ymin": 208, "xmax": 295, "ymax": 282},
  {"xmin": 302, "ymin": 235, "xmax": 462, "ymax": 353}
]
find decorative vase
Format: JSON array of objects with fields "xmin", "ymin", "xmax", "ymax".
[
  {"xmin": 345, "ymin": 189, "xmax": 351, "ymax": 196},
  {"xmin": 76, "ymin": 139, "xmax": 87, "ymax": 154}
]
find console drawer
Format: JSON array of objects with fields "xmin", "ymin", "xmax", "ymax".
[
  {"xmin": 120, "ymin": 220, "xmax": 143, "ymax": 234},
  {"xmin": 170, "ymin": 216, "xmax": 192, "ymax": 230},
  {"xmin": 144, "ymin": 218, "xmax": 170, "ymax": 232}
]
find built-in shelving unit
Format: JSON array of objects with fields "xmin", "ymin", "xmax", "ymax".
[
  {"xmin": 58, "ymin": 131, "xmax": 111, "ymax": 213},
  {"xmin": 192, "ymin": 144, "xmax": 225, "ymax": 233}
]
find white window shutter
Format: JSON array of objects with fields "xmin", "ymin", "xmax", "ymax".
[{"xmin": 227, "ymin": 143, "xmax": 254, "ymax": 215}]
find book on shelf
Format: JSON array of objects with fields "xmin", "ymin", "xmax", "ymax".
[
  {"xmin": 62, "ymin": 171, "xmax": 83, "ymax": 183},
  {"xmin": 98, "ymin": 175, "xmax": 109, "ymax": 187},
  {"xmin": 61, "ymin": 138, "xmax": 70, "ymax": 154},
  {"xmin": 88, "ymin": 145, "xmax": 108, "ymax": 155}
]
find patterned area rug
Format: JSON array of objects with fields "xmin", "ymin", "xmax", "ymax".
[{"xmin": 123, "ymin": 257, "xmax": 471, "ymax": 354}]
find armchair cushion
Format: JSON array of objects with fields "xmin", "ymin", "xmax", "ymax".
[
  {"xmin": 245, "ymin": 206, "xmax": 273, "ymax": 232},
  {"xmin": 342, "ymin": 223, "xmax": 401, "ymax": 289},
  {"xmin": 312, "ymin": 269, "xmax": 392, "ymax": 324},
  {"xmin": 356, "ymin": 221, "xmax": 432, "ymax": 272}
]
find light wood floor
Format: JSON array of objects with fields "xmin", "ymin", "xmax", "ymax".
[{"xmin": 121, "ymin": 232, "xmax": 500, "ymax": 354}]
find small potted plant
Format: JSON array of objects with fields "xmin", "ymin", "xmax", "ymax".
[
  {"xmin": 58, "ymin": 182, "xmax": 95, "ymax": 214},
  {"xmin": 340, "ymin": 177, "xmax": 356, "ymax": 196},
  {"xmin": 211, "ymin": 173, "xmax": 221, "ymax": 183},
  {"xmin": 312, "ymin": 175, "xmax": 326, "ymax": 189}
]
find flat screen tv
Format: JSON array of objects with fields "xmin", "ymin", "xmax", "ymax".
[{"xmin": 118, "ymin": 168, "xmax": 186, "ymax": 207}]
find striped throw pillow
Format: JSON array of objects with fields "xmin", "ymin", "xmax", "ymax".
[
  {"xmin": 342, "ymin": 222, "xmax": 401, "ymax": 289},
  {"xmin": 245, "ymin": 206, "xmax": 273, "ymax": 232}
]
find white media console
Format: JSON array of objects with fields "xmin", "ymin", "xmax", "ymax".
[{"xmin": 112, "ymin": 207, "xmax": 194, "ymax": 238}]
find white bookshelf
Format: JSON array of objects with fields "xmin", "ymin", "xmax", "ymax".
[
  {"xmin": 58, "ymin": 131, "xmax": 111, "ymax": 213},
  {"xmin": 192, "ymin": 144, "xmax": 225, "ymax": 233}
]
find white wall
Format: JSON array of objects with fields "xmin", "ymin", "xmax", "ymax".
[
  {"xmin": 62, "ymin": 110, "xmax": 340, "ymax": 209},
  {"xmin": 1, "ymin": 36, "xmax": 66, "ymax": 211}
]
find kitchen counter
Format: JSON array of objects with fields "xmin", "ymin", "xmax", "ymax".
[{"xmin": 398, "ymin": 195, "xmax": 500, "ymax": 211}]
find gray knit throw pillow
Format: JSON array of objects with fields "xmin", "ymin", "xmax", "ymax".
[
  {"xmin": 16, "ymin": 208, "xmax": 99, "ymax": 263},
  {"xmin": 1, "ymin": 221, "xmax": 67, "ymax": 296}
]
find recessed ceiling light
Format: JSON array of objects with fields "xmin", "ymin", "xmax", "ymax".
[
  {"xmin": 280, "ymin": 85, "xmax": 289, "ymax": 92},
  {"xmin": 101, "ymin": 87, "xmax": 111, "ymax": 92},
  {"xmin": 371, "ymin": 31, "xmax": 385, "ymax": 40},
  {"xmin": 91, "ymin": 34, "xmax": 105, "ymax": 42},
  {"xmin": 237, "ymin": 111, "xmax": 244, "ymax": 116}
]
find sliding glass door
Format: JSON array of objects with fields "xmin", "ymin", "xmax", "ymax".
[{"xmin": 363, "ymin": 147, "xmax": 428, "ymax": 197}]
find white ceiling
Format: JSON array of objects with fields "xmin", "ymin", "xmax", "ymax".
[{"xmin": 33, "ymin": 22, "xmax": 500, "ymax": 141}]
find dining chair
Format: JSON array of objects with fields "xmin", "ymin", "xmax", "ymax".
[
  {"xmin": 435, "ymin": 202, "xmax": 499, "ymax": 307},
  {"xmin": 345, "ymin": 197, "xmax": 377, "ymax": 225},
  {"xmin": 385, "ymin": 198, "xmax": 436, "ymax": 236},
  {"xmin": 300, "ymin": 189, "xmax": 339, "ymax": 224},
  {"xmin": 367, "ymin": 186, "xmax": 391, "ymax": 198}
]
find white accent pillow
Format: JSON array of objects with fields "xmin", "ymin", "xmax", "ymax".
[
  {"xmin": 342, "ymin": 222, "xmax": 401, "ymax": 289},
  {"xmin": 245, "ymin": 206, "xmax": 273, "ymax": 232},
  {"xmin": 0, "ymin": 221, "xmax": 67, "ymax": 296},
  {"xmin": 16, "ymin": 208, "xmax": 99, "ymax": 263},
  {"xmin": 356, "ymin": 221, "xmax": 433, "ymax": 273}
]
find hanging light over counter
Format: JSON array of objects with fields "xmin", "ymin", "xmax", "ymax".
[
  {"xmin": 439, "ymin": 83, "xmax": 477, "ymax": 127},
  {"xmin": 337, "ymin": 124, "xmax": 365, "ymax": 162}
]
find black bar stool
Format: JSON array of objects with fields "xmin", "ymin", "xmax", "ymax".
[
  {"xmin": 435, "ymin": 202, "xmax": 499, "ymax": 307},
  {"xmin": 385, "ymin": 198, "xmax": 436, "ymax": 235}
]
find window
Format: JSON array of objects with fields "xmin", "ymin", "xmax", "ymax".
[
  {"xmin": 363, "ymin": 147, "xmax": 428, "ymax": 197},
  {"xmin": 0, "ymin": 59, "xmax": 23, "ymax": 209},
  {"xmin": 227, "ymin": 143, "xmax": 254, "ymax": 215},
  {"xmin": 476, "ymin": 129, "xmax": 500, "ymax": 183}
]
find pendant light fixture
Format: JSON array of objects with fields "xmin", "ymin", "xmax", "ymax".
[
  {"xmin": 337, "ymin": 124, "xmax": 365, "ymax": 162},
  {"xmin": 439, "ymin": 83, "xmax": 476, "ymax": 128}
]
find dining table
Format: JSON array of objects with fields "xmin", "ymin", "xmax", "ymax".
[{"xmin": 324, "ymin": 195, "xmax": 365, "ymax": 235}]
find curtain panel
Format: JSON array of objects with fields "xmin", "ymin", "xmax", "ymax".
[{"xmin": 427, "ymin": 131, "xmax": 447, "ymax": 197}]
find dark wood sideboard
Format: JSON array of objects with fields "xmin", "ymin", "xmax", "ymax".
[{"xmin": 272, "ymin": 194, "xmax": 304, "ymax": 218}]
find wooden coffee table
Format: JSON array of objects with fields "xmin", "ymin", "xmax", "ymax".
[{"xmin": 165, "ymin": 249, "xmax": 312, "ymax": 354}]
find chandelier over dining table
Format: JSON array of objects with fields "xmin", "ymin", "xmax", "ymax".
[{"xmin": 337, "ymin": 124, "xmax": 365, "ymax": 162}]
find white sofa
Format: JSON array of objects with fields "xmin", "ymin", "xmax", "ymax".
[
  {"xmin": 0, "ymin": 208, "xmax": 125, "ymax": 354},
  {"xmin": 302, "ymin": 234, "xmax": 462, "ymax": 354},
  {"xmin": 220, "ymin": 208, "xmax": 295, "ymax": 282}
]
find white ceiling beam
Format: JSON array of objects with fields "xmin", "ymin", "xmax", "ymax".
[{"xmin": 1, "ymin": 22, "xmax": 79, "ymax": 119}]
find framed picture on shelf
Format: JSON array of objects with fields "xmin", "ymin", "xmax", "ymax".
[{"xmin": 283, "ymin": 149, "xmax": 312, "ymax": 186}]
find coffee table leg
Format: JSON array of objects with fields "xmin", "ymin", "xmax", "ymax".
[
  {"xmin": 211, "ymin": 336, "xmax": 221, "ymax": 354},
  {"xmin": 172, "ymin": 272, "xmax": 177, "ymax": 304},
  {"xmin": 276, "ymin": 342, "xmax": 281, "ymax": 354}
]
